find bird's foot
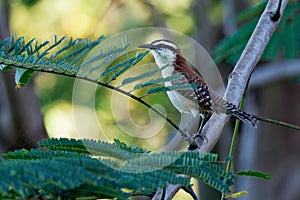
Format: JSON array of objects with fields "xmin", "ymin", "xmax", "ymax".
[
  {"xmin": 188, "ymin": 132, "xmax": 208, "ymax": 150},
  {"xmin": 193, "ymin": 132, "xmax": 208, "ymax": 143}
]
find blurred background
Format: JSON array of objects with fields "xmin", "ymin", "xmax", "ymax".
[{"xmin": 0, "ymin": 0, "xmax": 300, "ymax": 199}]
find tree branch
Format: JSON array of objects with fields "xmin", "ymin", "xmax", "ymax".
[
  {"xmin": 152, "ymin": 185, "xmax": 181, "ymax": 200},
  {"xmin": 249, "ymin": 59, "xmax": 300, "ymax": 88},
  {"xmin": 196, "ymin": 0, "xmax": 288, "ymax": 152},
  {"xmin": 155, "ymin": 1, "xmax": 288, "ymax": 199}
]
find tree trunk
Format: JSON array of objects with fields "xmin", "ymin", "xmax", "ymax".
[{"xmin": 0, "ymin": 0, "xmax": 47, "ymax": 153}]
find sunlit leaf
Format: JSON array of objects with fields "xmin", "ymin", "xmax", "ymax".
[
  {"xmin": 15, "ymin": 68, "xmax": 35, "ymax": 87},
  {"xmin": 226, "ymin": 191, "xmax": 248, "ymax": 199}
]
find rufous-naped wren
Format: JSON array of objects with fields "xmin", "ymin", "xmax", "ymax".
[{"xmin": 139, "ymin": 39, "xmax": 257, "ymax": 136}]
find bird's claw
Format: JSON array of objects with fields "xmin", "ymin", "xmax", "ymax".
[
  {"xmin": 188, "ymin": 132, "xmax": 208, "ymax": 150},
  {"xmin": 193, "ymin": 132, "xmax": 208, "ymax": 143}
]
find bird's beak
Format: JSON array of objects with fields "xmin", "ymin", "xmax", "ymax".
[{"xmin": 138, "ymin": 43, "xmax": 155, "ymax": 49}]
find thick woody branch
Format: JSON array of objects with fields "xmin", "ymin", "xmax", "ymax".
[
  {"xmin": 152, "ymin": 185, "xmax": 181, "ymax": 200},
  {"xmin": 155, "ymin": 1, "xmax": 288, "ymax": 199},
  {"xmin": 196, "ymin": 0, "xmax": 288, "ymax": 152},
  {"xmin": 250, "ymin": 59, "xmax": 300, "ymax": 88}
]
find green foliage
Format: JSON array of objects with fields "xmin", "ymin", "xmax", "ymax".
[
  {"xmin": 146, "ymin": 84, "xmax": 197, "ymax": 95},
  {"xmin": 237, "ymin": 170, "xmax": 272, "ymax": 180},
  {"xmin": 0, "ymin": 24, "xmax": 282, "ymax": 198},
  {"xmin": 132, "ymin": 74, "xmax": 183, "ymax": 91},
  {"xmin": 37, "ymin": 138, "xmax": 148, "ymax": 161},
  {"xmin": 1, "ymin": 138, "xmax": 235, "ymax": 199},
  {"xmin": 214, "ymin": 1, "xmax": 300, "ymax": 64},
  {"xmin": 121, "ymin": 62, "xmax": 168, "ymax": 86},
  {"xmin": 0, "ymin": 34, "xmax": 195, "ymax": 95},
  {"xmin": 15, "ymin": 68, "xmax": 35, "ymax": 87},
  {"xmin": 16, "ymin": 0, "xmax": 41, "ymax": 7},
  {"xmin": 113, "ymin": 138, "xmax": 150, "ymax": 154},
  {"xmin": 0, "ymin": 35, "xmax": 104, "ymax": 82},
  {"xmin": 0, "ymin": 34, "xmax": 199, "ymax": 138}
]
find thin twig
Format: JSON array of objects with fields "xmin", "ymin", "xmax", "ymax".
[
  {"xmin": 254, "ymin": 115, "xmax": 300, "ymax": 131},
  {"xmin": 221, "ymin": 85, "xmax": 248, "ymax": 199}
]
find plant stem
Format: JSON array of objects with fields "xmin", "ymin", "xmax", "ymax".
[
  {"xmin": 254, "ymin": 115, "xmax": 300, "ymax": 131},
  {"xmin": 221, "ymin": 87, "xmax": 247, "ymax": 200}
]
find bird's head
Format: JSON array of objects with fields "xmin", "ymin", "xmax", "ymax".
[{"xmin": 139, "ymin": 39, "xmax": 180, "ymax": 68}]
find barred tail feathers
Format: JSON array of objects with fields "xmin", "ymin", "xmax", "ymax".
[{"xmin": 226, "ymin": 103, "xmax": 258, "ymax": 127}]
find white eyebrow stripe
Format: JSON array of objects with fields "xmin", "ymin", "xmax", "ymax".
[{"xmin": 152, "ymin": 41, "xmax": 178, "ymax": 50}]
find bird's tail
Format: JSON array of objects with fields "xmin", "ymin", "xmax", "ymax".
[{"xmin": 226, "ymin": 102, "xmax": 258, "ymax": 127}]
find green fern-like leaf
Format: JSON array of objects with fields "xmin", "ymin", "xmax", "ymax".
[
  {"xmin": 0, "ymin": 33, "xmax": 239, "ymax": 197},
  {"xmin": 0, "ymin": 156, "xmax": 129, "ymax": 199},
  {"xmin": 146, "ymin": 84, "xmax": 197, "ymax": 95},
  {"xmin": 214, "ymin": 1, "xmax": 300, "ymax": 64},
  {"xmin": 0, "ymin": 34, "xmax": 188, "ymax": 138},
  {"xmin": 113, "ymin": 138, "xmax": 150, "ymax": 154},
  {"xmin": 120, "ymin": 62, "xmax": 170, "ymax": 86},
  {"xmin": 3, "ymin": 148, "xmax": 83, "ymax": 160},
  {"xmin": 214, "ymin": 19, "xmax": 257, "ymax": 64},
  {"xmin": 237, "ymin": 170, "xmax": 272, "ymax": 180},
  {"xmin": 0, "ymin": 35, "xmax": 106, "ymax": 84},
  {"xmin": 1, "ymin": 138, "xmax": 235, "ymax": 198},
  {"xmin": 236, "ymin": 1, "xmax": 266, "ymax": 23},
  {"xmin": 121, "ymin": 151, "xmax": 234, "ymax": 193},
  {"xmin": 132, "ymin": 74, "xmax": 183, "ymax": 91},
  {"xmin": 38, "ymin": 138, "xmax": 147, "ymax": 161}
]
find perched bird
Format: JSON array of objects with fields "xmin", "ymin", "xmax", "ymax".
[{"xmin": 139, "ymin": 39, "xmax": 257, "ymax": 137}]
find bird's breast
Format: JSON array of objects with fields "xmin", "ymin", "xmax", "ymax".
[{"xmin": 160, "ymin": 66, "xmax": 175, "ymax": 78}]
